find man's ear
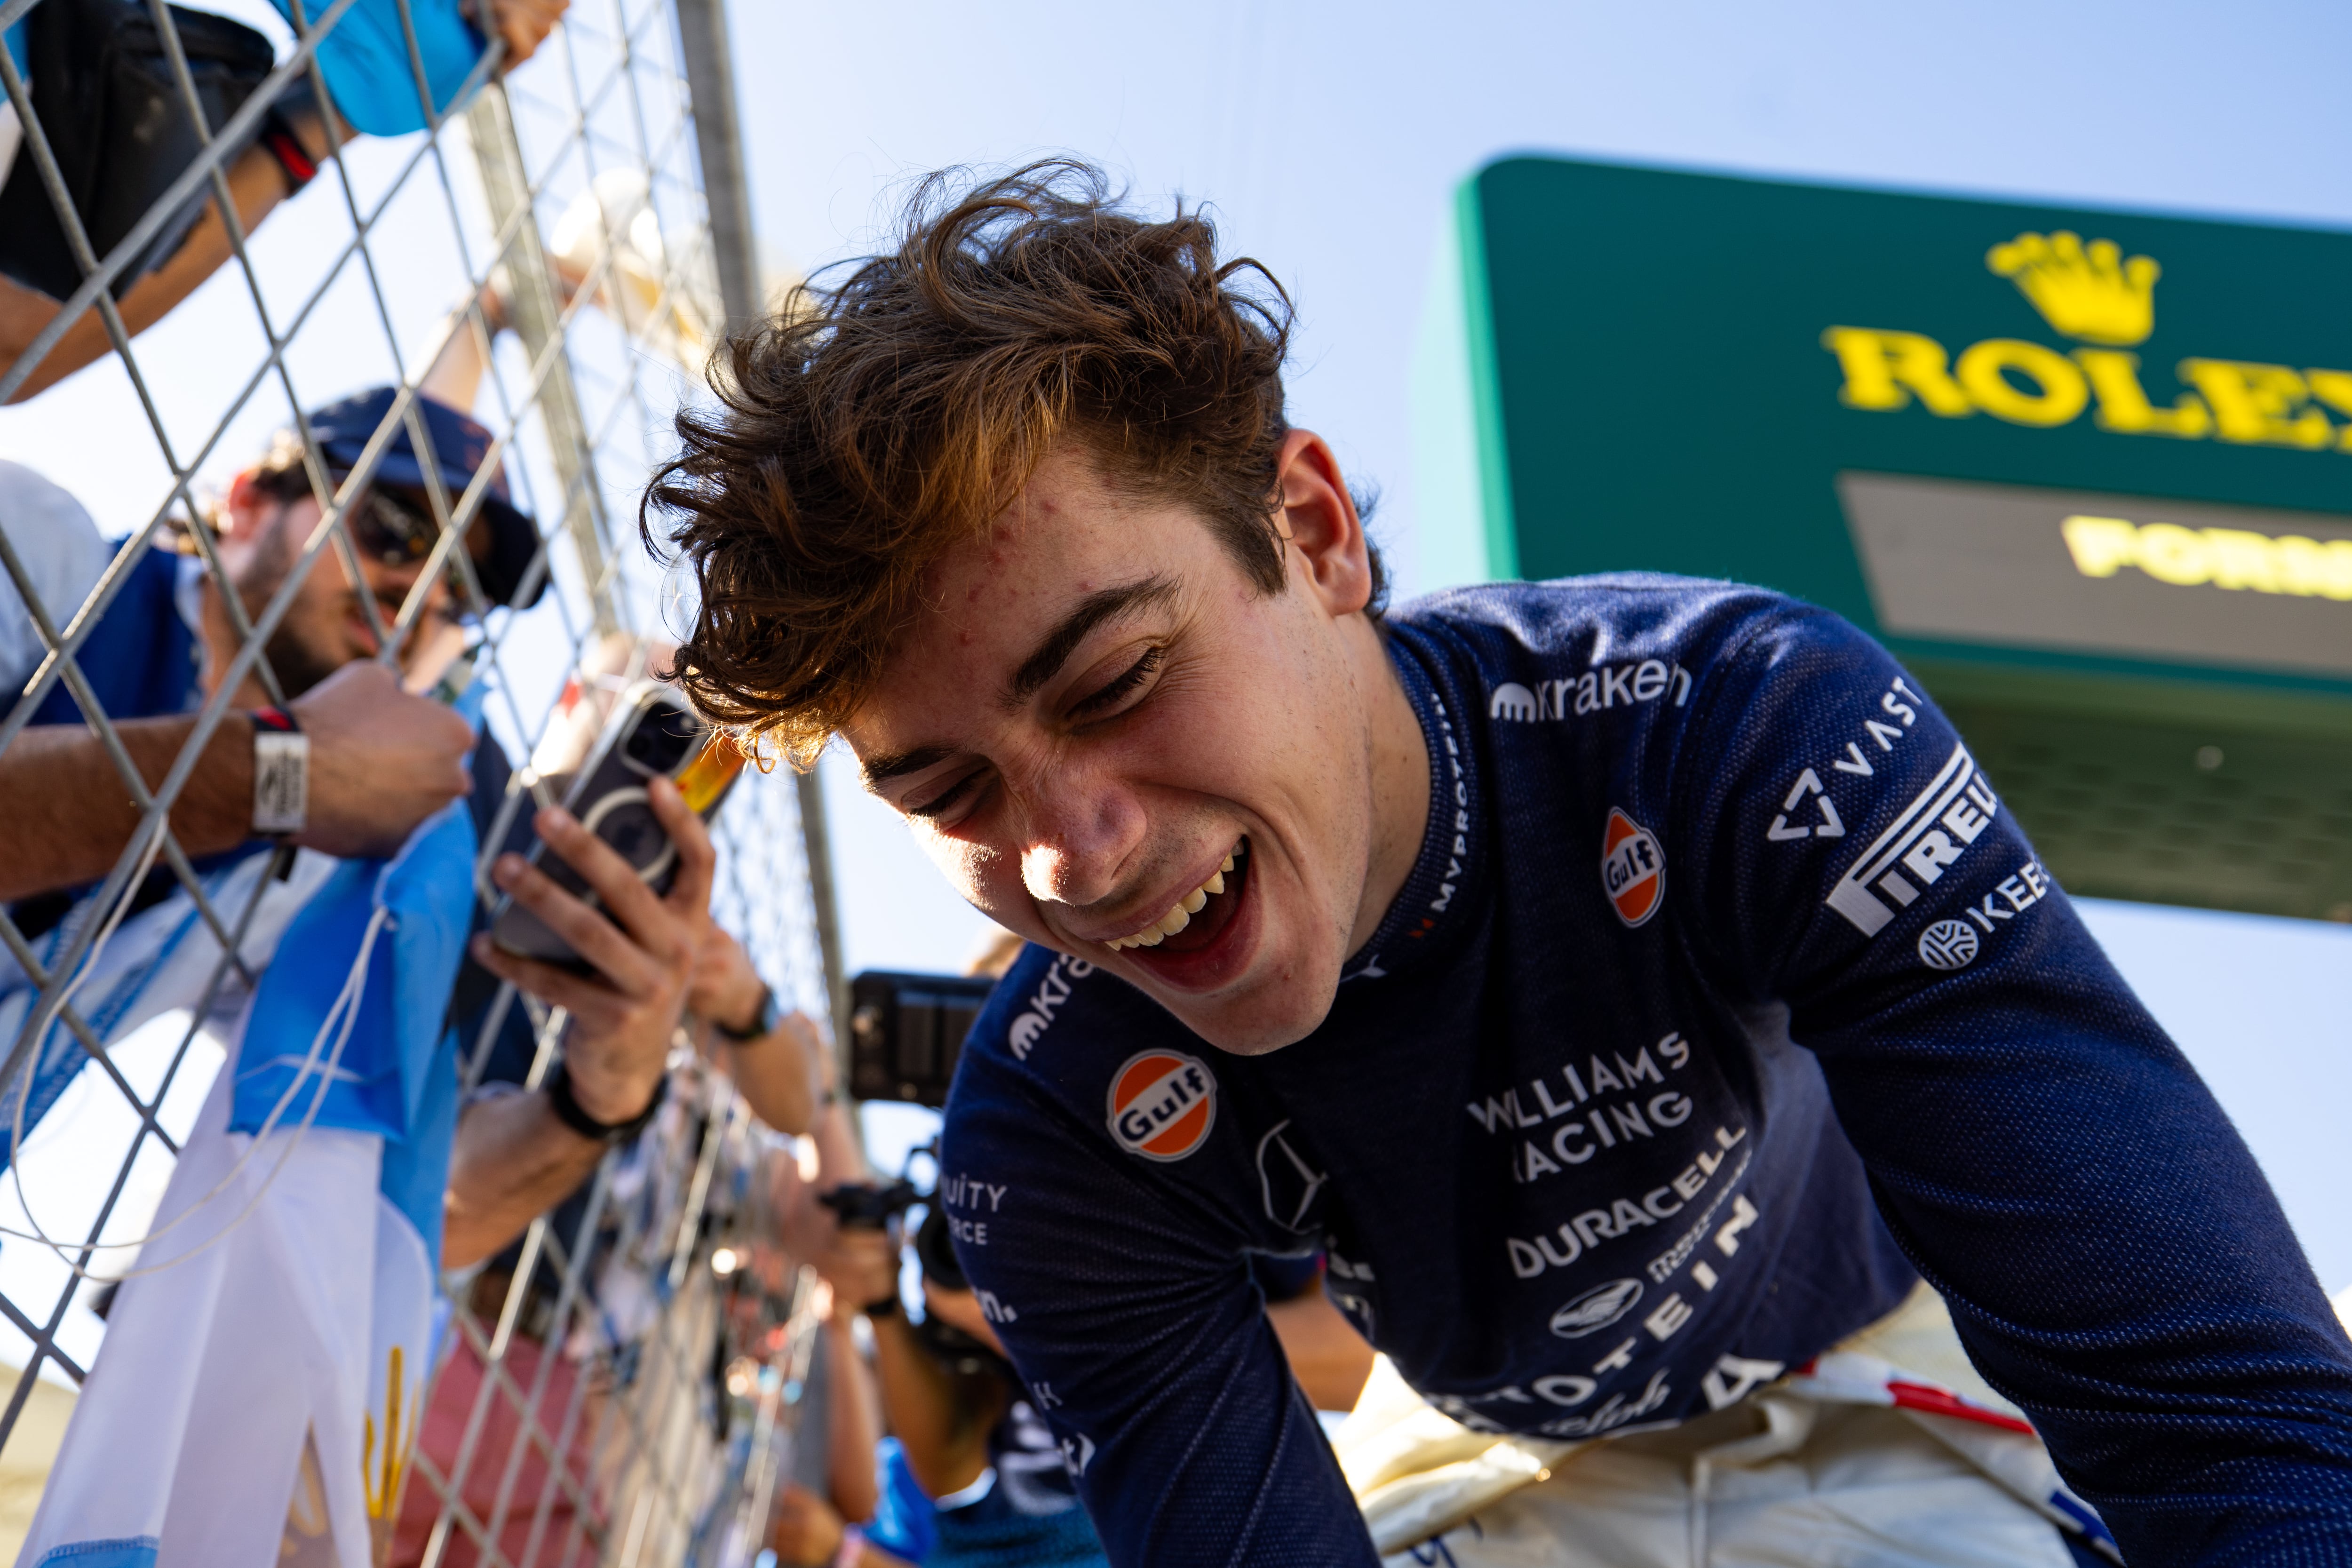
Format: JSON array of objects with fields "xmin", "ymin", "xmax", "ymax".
[
  {"xmin": 1273, "ymin": 430, "xmax": 1373, "ymax": 617},
  {"xmin": 220, "ymin": 468, "xmax": 276, "ymax": 546}
]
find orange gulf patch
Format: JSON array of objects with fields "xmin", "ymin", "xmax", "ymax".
[
  {"xmin": 1106, "ymin": 1051, "xmax": 1217, "ymax": 1162},
  {"xmin": 1600, "ymin": 807, "xmax": 1665, "ymax": 927}
]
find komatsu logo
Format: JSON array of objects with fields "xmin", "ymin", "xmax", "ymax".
[{"xmin": 1825, "ymin": 742, "xmax": 1999, "ymax": 937}]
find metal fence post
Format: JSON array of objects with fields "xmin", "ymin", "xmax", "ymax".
[{"xmin": 672, "ymin": 0, "xmax": 853, "ymax": 1059}]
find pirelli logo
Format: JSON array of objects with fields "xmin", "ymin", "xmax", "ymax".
[{"xmin": 1826, "ymin": 742, "xmax": 2000, "ymax": 937}]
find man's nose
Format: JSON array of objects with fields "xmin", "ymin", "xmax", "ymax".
[{"xmin": 1015, "ymin": 766, "xmax": 1146, "ymax": 911}]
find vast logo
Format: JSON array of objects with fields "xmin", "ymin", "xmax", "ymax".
[
  {"xmin": 1106, "ymin": 1051, "xmax": 1217, "ymax": 1162},
  {"xmin": 1824, "ymin": 743, "xmax": 1999, "ymax": 937},
  {"xmin": 1823, "ymin": 229, "xmax": 2352, "ymax": 451},
  {"xmin": 1599, "ymin": 808, "xmax": 1664, "ymax": 927},
  {"xmin": 1549, "ymin": 1278, "xmax": 1643, "ymax": 1339}
]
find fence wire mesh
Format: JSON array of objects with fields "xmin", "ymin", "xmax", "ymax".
[{"xmin": 0, "ymin": 0, "xmax": 829, "ymax": 1559}]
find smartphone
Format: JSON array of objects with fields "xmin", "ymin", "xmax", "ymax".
[{"xmin": 489, "ymin": 682, "xmax": 745, "ymax": 968}]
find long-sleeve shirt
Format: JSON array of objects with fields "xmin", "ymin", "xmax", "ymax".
[{"xmin": 941, "ymin": 575, "xmax": 2352, "ymax": 1568}]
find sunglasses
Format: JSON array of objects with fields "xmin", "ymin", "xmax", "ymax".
[{"xmin": 345, "ymin": 483, "xmax": 448, "ymax": 568}]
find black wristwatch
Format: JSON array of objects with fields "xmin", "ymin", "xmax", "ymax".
[
  {"xmin": 546, "ymin": 1058, "xmax": 668, "ymax": 1146},
  {"xmin": 714, "ymin": 982, "xmax": 783, "ymax": 1045}
]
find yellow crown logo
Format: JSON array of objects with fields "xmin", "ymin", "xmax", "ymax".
[{"xmin": 1985, "ymin": 230, "xmax": 2159, "ymax": 346}]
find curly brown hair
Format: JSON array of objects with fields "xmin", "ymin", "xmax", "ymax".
[{"xmin": 641, "ymin": 160, "xmax": 1377, "ymax": 768}]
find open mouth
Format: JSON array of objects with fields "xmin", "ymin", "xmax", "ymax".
[{"xmin": 1104, "ymin": 838, "xmax": 1249, "ymax": 956}]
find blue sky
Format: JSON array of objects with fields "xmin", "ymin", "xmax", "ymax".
[{"xmin": 715, "ymin": 0, "xmax": 2352, "ymax": 1288}]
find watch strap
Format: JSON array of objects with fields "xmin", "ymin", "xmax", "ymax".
[
  {"xmin": 546, "ymin": 1058, "xmax": 667, "ymax": 1145},
  {"xmin": 713, "ymin": 982, "xmax": 780, "ymax": 1044},
  {"xmin": 250, "ymin": 706, "xmax": 309, "ymax": 836}
]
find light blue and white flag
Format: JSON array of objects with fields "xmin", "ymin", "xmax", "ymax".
[{"xmin": 22, "ymin": 689, "xmax": 485, "ymax": 1568}]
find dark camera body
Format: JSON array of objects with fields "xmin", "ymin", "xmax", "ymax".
[
  {"xmin": 817, "ymin": 1178, "xmax": 921, "ymax": 1232},
  {"xmin": 488, "ymin": 684, "xmax": 741, "ymax": 970},
  {"xmin": 848, "ymin": 971, "xmax": 998, "ymax": 1107}
]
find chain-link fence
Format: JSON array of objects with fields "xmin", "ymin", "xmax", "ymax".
[{"xmin": 0, "ymin": 0, "xmax": 834, "ymax": 1558}]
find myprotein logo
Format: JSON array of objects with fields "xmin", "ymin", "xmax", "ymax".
[
  {"xmin": 1600, "ymin": 808, "xmax": 1665, "ymax": 927},
  {"xmin": 1106, "ymin": 1051, "xmax": 1217, "ymax": 1162},
  {"xmin": 1825, "ymin": 743, "xmax": 1999, "ymax": 937}
]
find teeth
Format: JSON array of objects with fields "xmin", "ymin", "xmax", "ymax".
[{"xmin": 1104, "ymin": 840, "xmax": 1247, "ymax": 951}]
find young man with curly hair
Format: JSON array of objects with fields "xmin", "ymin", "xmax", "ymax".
[{"xmin": 644, "ymin": 163, "xmax": 2352, "ymax": 1566}]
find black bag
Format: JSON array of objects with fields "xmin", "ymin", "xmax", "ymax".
[{"xmin": 0, "ymin": 0, "xmax": 277, "ymax": 302}]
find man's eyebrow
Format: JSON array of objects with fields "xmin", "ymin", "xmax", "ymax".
[
  {"xmin": 1003, "ymin": 573, "xmax": 1179, "ymax": 708},
  {"xmin": 861, "ymin": 743, "xmax": 956, "ymax": 790}
]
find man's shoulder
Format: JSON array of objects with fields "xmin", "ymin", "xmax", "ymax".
[
  {"xmin": 957, "ymin": 943, "xmax": 1188, "ymax": 1091},
  {"xmin": 1390, "ymin": 573, "xmax": 1862, "ymax": 729},
  {"xmin": 946, "ymin": 944, "xmax": 1216, "ymax": 1166}
]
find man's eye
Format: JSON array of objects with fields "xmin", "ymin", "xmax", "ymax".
[
  {"xmin": 1072, "ymin": 646, "xmax": 1163, "ymax": 719},
  {"xmin": 908, "ymin": 771, "xmax": 983, "ymax": 820}
]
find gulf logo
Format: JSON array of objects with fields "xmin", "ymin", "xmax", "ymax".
[
  {"xmin": 1106, "ymin": 1051, "xmax": 1217, "ymax": 1162},
  {"xmin": 1600, "ymin": 808, "xmax": 1665, "ymax": 927}
]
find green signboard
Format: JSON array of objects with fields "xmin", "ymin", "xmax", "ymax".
[{"xmin": 1416, "ymin": 155, "xmax": 2352, "ymax": 922}]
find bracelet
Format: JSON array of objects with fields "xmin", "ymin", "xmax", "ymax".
[
  {"xmin": 861, "ymin": 1291, "xmax": 900, "ymax": 1320},
  {"xmin": 545, "ymin": 1059, "xmax": 668, "ymax": 1146},
  {"xmin": 249, "ymin": 707, "xmax": 309, "ymax": 836},
  {"xmin": 833, "ymin": 1525, "xmax": 865, "ymax": 1568}
]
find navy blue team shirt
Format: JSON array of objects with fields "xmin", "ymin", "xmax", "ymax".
[{"xmin": 940, "ymin": 576, "xmax": 2352, "ymax": 1567}]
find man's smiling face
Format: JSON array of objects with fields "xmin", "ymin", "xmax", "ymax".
[{"xmin": 844, "ymin": 434, "xmax": 1426, "ymax": 1055}]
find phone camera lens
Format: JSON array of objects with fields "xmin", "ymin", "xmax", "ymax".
[{"xmin": 624, "ymin": 706, "xmax": 700, "ymax": 774}]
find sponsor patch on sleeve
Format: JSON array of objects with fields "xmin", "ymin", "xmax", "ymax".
[
  {"xmin": 1601, "ymin": 808, "xmax": 1665, "ymax": 927},
  {"xmin": 1106, "ymin": 1051, "xmax": 1217, "ymax": 1162}
]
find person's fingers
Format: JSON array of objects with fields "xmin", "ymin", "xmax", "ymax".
[
  {"xmin": 650, "ymin": 775, "xmax": 717, "ymax": 918},
  {"xmin": 524, "ymin": 806, "xmax": 682, "ymax": 964},
  {"xmin": 490, "ymin": 851, "xmax": 663, "ymax": 994},
  {"xmin": 469, "ymin": 933, "xmax": 628, "ymax": 1026}
]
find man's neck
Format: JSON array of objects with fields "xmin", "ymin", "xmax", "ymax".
[{"xmin": 1346, "ymin": 621, "xmax": 1431, "ymax": 955}]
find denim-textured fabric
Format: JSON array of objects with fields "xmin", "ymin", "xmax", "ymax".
[{"xmin": 942, "ymin": 576, "xmax": 2352, "ymax": 1568}]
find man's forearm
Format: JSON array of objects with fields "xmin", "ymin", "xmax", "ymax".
[
  {"xmin": 719, "ymin": 1027, "xmax": 816, "ymax": 1135},
  {"xmin": 5, "ymin": 142, "xmax": 299, "ymax": 403},
  {"xmin": 0, "ymin": 716, "xmax": 256, "ymax": 901},
  {"xmin": 443, "ymin": 1090, "xmax": 606, "ymax": 1270},
  {"xmin": 823, "ymin": 1316, "xmax": 885, "ymax": 1521},
  {"xmin": 870, "ymin": 1312, "xmax": 992, "ymax": 1498}
]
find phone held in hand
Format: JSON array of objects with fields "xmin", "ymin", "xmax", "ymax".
[{"xmin": 488, "ymin": 682, "xmax": 744, "ymax": 969}]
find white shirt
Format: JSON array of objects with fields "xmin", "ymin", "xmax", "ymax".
[{"xmin": 0, "ymin": 459, "xmax": 118, "ymax": 700}]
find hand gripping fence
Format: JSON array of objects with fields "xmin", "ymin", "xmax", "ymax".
[{"xmin": 0, "ymin": 0, "xmax": 848, "ymax": 1559}]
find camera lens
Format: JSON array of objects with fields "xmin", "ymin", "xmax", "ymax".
[
  {"xmin": 599, "ymin": 799, "xmax": 667, "ymax": 869},
  {"xmin": 624, "ymin": 705, "xmax": 700, "ymax": 774}
]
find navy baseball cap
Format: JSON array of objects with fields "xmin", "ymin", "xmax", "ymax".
[{"xmin": 305, "ymin": 388, "xmax": 546, "ymax": 609}]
